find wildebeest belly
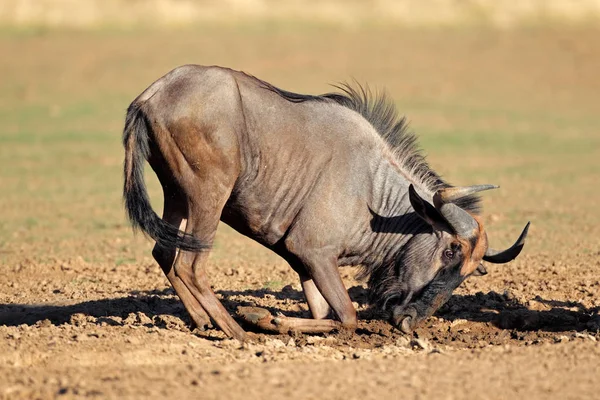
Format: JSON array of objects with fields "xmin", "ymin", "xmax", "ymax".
[{"xmin": 221, "ymin": 152, "xmax": 330, "ymax": 247}]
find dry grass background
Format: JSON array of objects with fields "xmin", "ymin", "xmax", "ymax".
[
  {"xmin": 1, "ymin": 0, "xmax": 600, "ymax": 29},
  {"xmin": 2, "ymin": 2, "xmax": 600, "ymax": 397}
]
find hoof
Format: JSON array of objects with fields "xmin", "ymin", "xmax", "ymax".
[
  {"xmin": 189, "ymin": 318, "xmax": 212, "ymax": 332},
  {"xmin": 237, "ymin": 306, "xmax": 273, "ymax": 325}
]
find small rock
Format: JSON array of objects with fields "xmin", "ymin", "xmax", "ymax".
[
  {"xmin": 410, "ymin": 338, "xmax": 431, "ymax": 351},
  {"xmin": 267, "ymin": 339, "xmax": 286, "ymax": 348},
  {"xmin": 553, "ymin": 335, "xmax": 569, "ymax": 343},
  {"xmin": 123, "ymin": 312, "xmax": 152, "ymax": 326},
  {"xmin": 575, "ymin": 332, "xmax": 597, "ymax": 342},
  {"xmin": 153, "ymin": 315, "xmax": 184, "ymax": 330},
  {"xmin": 395, "ymin": 336, "xmax": 411, "ymax": 347},
  {"xmin": 450, "ymin": 319, "xmax": 468, "ymax": 327},
  {"xmin": 36, "ymin": 319, "xmax": 52, "ymax": 328},
  {"xmin": 306, "ymin": 336, "xmax": 324, "ymax": 345},
  {"xmin": 69, "ymin": 313, "xmax": 88, "ymax": 327}
]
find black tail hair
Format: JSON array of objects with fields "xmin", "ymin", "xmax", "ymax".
[{"xmin": 122, "ymin": 103, "xmax": 207, "ymax": 252}]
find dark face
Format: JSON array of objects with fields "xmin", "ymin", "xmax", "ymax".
[
  {"xmin": 389, "ymin": 225, "xmax": 488, "ymax": 333},
  {"xmin": 383, "ymin": 184, "xmax": 529, "ymax": 333},
  {"xmin": 385, "ymin": 185, "xmax": 491, "ymax": 333}
]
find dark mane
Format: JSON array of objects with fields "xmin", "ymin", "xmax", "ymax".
[{"xmin": 258, "ymin": 78, "xmax": 480, "ymax": 214}]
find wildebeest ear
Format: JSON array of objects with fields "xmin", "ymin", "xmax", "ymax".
[{"xmin": 408, "ymin": 184, "xmax": 452, "ymax": 231}]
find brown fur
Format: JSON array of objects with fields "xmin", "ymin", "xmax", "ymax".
[{"xmin": 458, "ymin": 215, "xmax": 489, "ymax": 276}]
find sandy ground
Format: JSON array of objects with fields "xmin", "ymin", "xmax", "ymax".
[
  {"xmin": 1, "ymin": 252, "xmax": 599, "ymax": 399},
  {"xmin": 1, "ymin": 26, "xmax": 599, "ymax": 399}
]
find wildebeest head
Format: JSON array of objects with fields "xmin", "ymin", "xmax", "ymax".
[{"xmin": 384, "ymin": 184, "xmax": 529, "ymax": 333}]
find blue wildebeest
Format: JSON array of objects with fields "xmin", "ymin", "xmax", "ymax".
[{"xmin": 123, "ymin": 65, "xmax": 529, "ymax": 341}]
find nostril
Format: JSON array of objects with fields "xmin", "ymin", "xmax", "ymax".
[
  {"xmin": 400, "ymin": 316, "xmax": 413, "ymax": 334},
  {"xmin": 391, "ymin": 305, "xmax": 418, "ymax": 333}
]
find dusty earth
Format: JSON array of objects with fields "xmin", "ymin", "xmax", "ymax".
[
  {"xmin": 1, "ymin": 26, "xmax": 600, "ymax": 399},
  {"xmin": 2, "ymin": 251, "xmax": 600, "ymax": 399}
]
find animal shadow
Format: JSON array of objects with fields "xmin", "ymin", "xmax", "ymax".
[
  {"xmin": 0, "ymin": 289, "xmax": 189, "ymax": 328},
  {"xmin": 436, "ymin": 291, "xmax": 600, "ymax": 332},
  {"xmin": 1, "ymin": 287, "xmax": 598, "ymax": 334}
]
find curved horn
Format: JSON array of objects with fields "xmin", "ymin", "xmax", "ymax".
[
  {"xmin": 436, "ymin": 203, "xmax": 478, "ymax": 238},
  {"xmin": 484, "ymin": 222, "xmax": 530, "ymax": 264},
  {"xmin": 433, "ymin": 184, "xmax": 498, "ymax": 239},
  {"xmin": 436, "ymin": 184, "xmax": 499, "ymax": 202}
]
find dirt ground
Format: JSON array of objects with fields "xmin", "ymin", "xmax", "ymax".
[{"xmin": 1, "ymin": 26, "xmax": 599, "ymax": 399}]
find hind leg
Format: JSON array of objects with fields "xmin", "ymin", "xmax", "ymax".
[
  {"xmin": 171, "ymin": 181, "xmax": 247, "ymax": 341},
  {"xmin": 152, "ymin": 192, "xmax": 211, "ymax": 329},
  {"xmin": 174, "ymin": 216, "xmax": 247, "ymax": 340}
]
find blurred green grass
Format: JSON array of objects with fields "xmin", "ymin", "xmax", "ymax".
[{"xmin": 0, "ymin": 26, "xmax": 598, "ymax": 265}]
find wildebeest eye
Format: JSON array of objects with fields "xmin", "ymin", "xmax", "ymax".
[{"xmin": 443, "ymin": 249, "xmax": 454, "ymax": 259}]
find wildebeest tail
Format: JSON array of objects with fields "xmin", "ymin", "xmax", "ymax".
[{"xmin": 122, "ymin": 103, "xmax": 207, "ymax": 252}]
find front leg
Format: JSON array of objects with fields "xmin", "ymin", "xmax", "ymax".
[
  {"xmin": 288, "ymin": 259, "xmax": 332, "ymax": 320},
  {"xmin": 240, "ymin": 248, "xmax": 357, "ymax": 335},
  {"xmin": 300, "ymin": 273, "xmax": 332, "ymax": 320},
  {"xmin": 302, "ymin": 251, "xmax": 357, "ymax": 330},
  {"xmin": 238, "ymin": 306, "xmax": 342, "ymax": 333}
]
